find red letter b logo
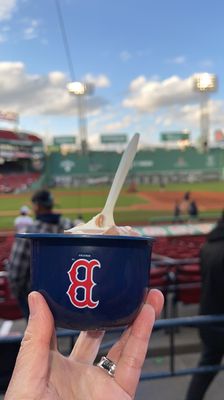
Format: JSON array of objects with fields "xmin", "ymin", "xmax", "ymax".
[{"xmin": 67, "ymin": 258, "xmax": 101, "ymax": 308}]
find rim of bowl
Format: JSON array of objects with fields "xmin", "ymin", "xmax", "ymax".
[{"xmin": 16, "ymin": 233, "xmax": 154, "ymax": 242}]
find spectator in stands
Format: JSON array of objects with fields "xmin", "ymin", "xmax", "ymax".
[
  {"xmin": 188, "ymin": 199, "xmax": 199, "ymax": 221},
  {"xmin": 7, "ymin": 189, "xmax": 73, "ymax": 319},
  {"xmin": 14, "ymin": 205, "xmax": 33, "ymax": 233},
  {"xmin": 5, "ymin": 289, "xmax": 164, "ymax": 400},
  {"xmin": 185, "ymin": 212, "xmax": 224, "ymax": 400}
]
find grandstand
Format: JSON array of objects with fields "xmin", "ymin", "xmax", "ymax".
[
  {"xmin": 1, "ymin": 132, "xmax": 224, "ymax": 396},
  {"xmin": 1, "ymin": 126, "xmax": 222, "ymax": 189},
  {"xmin": 46, "ymin": 145, "xmax": 224, "ymax": 187},
  {"xmin": 0, "ymin": 129, "xmax": 44, "ymax": 193}
]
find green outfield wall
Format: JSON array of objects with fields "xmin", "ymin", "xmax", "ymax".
[{"xmin": 45, "ymin": 147, "xmax": 224, "ymax": 185}]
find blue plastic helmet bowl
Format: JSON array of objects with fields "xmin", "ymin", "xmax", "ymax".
[{"xmin": 18, "ymin": 233, "xmax": 154, "ymax": 330}]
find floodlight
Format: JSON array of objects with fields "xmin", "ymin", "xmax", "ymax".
[
  {"xmin": 67, "ymin": 81, "xmax": 86, "ymax": 95},
  {"xmin": 193, "ymin": 73, "xmax": 218, "ymax": 151},
  {"xmin": 66, "ymin": 81, "xmax": 92, "ymax": 154},
  {"xmin": 193, "ymin": 73, "xmax": 217, "ymax": 92}
]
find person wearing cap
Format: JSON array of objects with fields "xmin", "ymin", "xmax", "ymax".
[
  {"xmin": 7, "ymin": 189, "xmax": 73, "ymax": 318},
  {"xmin": 14, "ymin": 205, "xmax": 33, "ymax": 233}
]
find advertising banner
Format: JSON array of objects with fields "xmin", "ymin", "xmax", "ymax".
[
  {"xmin": 100, "ymin": 134, "xmax": 128, "ymax": 144},
  {"xmin": 160, "ymin": 131, "xmax": 190, "ymax": 142}
]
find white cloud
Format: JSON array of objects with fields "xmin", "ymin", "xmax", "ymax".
[
  {"xmin": 154, "ymin": 105, "xmax": 200, "ymax": 130},
  {"xmin": 0, "ymin": 61, "xmax": 108, "ymax": 116},
  {"xmin": 84, "ymin": 73, "xmax": 111, "ymax": 88},
  {"xmin": 200, "ymin": 59, "xmax": 214, "ymax": 68},
  {"xmin": 123, "ymin": 74, "xmax": 200, "ymax": 113},
  {"xmin": 89, "ymin": 109, "xmax": 117, "ymax": 126},
  {"xmin": 120, "ymin": 50, "xmax": 132, "ymax": 62},
  {"xmin": 129, "ymin": 76, "xmax": 146, "ymax": 92},
  {"xmin": 120, "ymin": 49, "xmax": 151, "ymax": 62},
  {"xmin": 0, "ymin": 33, "xmax": 7, "ymax": 43},
  {"xmin": 48, "ymin": 71, "xmax": 66, "ymax": 85},
  {"xmin": 166, "ymin": 55, "xmax": 186, "ymax": 64},
  {"xmin": 0, "ymin": 25, "xmax": 10, "ymax": 44},
  {"xmin": 23, "ymin": 19, "xmax": 40, "ymax": 40},
  {"xmin": 1, "ymin": 63, "xmax": 222, "ymax": 146},
  {"xmin": 104, "ymin": 115, "xmax": 133, "ymax": 132},
  {"xmin": 208, "ymin": 100, "xmax": 224, "ymax": 125},
  {"xmin": 0, "ymin": 0, "xmax": 17, "ymax": 21},
  {"xmin": 146, "ymin": 100, "xmax": 224, "ymax": 138},
  {"xmin": 121, "ymin": 73, "xmax": 224, "ymax": 144}
]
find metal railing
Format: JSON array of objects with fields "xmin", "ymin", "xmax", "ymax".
[
  {"xmin": 1, "ymin": 314, "xmax": 224, "ymax": 380},
  {"xmin": 142, "ymin": 315, "xmax": 224, "ymax": 380}
]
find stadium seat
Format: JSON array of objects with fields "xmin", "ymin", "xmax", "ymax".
[
  {"xmin": 150, "ymin": 266, "xmax": 169, "ymax": 289},
  {"xmin": 0, "ymin": 172, "xmax": 40, "ymax": 193},
  {"xmin": 0, "ymin": 235, "xmax": 14, "ymax": 271},
  {"xmin": 153, "ymin": 234, "xmax": 206, "ymax": 260},
  {"xmin": 0, "ymin": 272, "xmax": 23, "ymax": 320},
  {"xmin": 171, "ymin": 264, "xmax": 201, "ymax": 318}
]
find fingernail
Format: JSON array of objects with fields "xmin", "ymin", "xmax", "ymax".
[{"xmin": 28, "ymin": 292, "xmax": 37, "ymax": 317}]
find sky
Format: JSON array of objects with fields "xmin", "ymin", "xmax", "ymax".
[{"xmin": 0, "ymin": 0, "xmax": 224, "ymax": 148}]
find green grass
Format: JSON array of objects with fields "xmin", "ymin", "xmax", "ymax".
[
  {"xmin": 1, "ymin": 209, "xmax": 221, "ymax": 231},
  {"xmin": 0, "ymin": 211, "xmax": 157, "ymax": 231},
  {"xmin": 0, "ymin": 196, "xmax": 32, "ymax": 211},
  {"xmin": 64, "ymin": 209, "xmax": 170, "ymax": 225},
  {"xmin": 0, "ymin": 181, "xmax": 223, "ymax": 231},
  {"xmin": 0, "ymin": 189, "xmax": 149, "ymax": 230},
  {"xmin": 0, "ymin": 189, "xmax": 147, "ymax": 212},
  {"xmin": 55, "ymin": 191, "xmax": 146, "ymax": 209},
  {"xmin": 138, "ymin": 181, "xmax": 224, "ymax": 192},
  {"xmin": 0, "ymin": 216, "xmax": 15, "ymax": 230}
]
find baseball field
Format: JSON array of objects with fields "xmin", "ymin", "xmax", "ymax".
[{"xmin": 0, "ymin": 181, "xmax": 224, "ymax": 231}]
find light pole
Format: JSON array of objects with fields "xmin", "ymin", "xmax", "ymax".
[
  {"xmin": 193, "ymin": 73, "xmax": 217, "ymax": 151},
  {"xmin": 67, "ymin": 81, "xmax": 93, "ymax": 154}
]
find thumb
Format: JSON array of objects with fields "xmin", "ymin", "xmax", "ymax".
[{"xmin": 5, "ymin": 292, "xmax": 54, "ymax": 398}]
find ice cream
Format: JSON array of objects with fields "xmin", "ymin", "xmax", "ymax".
[
  {"xmin": 65, "ymin": 213, "xmax": 140, "ymax": 236},
  {"xmin": 66, "ymin": 224, "xmax": 140, "ymax": 236},
  {"xmin": 65, "ymin": 134, "xmax": 140, "ymax": 236},
  {"xmin": 103, "ymin": 225, "xmax": 140, "ymax": 236}
]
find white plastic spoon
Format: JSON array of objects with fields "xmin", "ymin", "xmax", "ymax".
[{"xmin": 66, "ymin": 133, "xmax": 140, "ymax": 233}]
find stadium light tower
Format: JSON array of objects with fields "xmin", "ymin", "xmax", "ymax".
[
  {"xmin": 193, "ymin": 73, "xmax": 217, "ymax": 151},
  {"xmin": 67, "ymin": 81, "xmax": 94, "ymax": 154}
]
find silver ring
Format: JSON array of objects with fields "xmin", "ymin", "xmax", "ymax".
[{"xmin": 97, "ymin": 356, "xmax": 116, "ymax": 377}]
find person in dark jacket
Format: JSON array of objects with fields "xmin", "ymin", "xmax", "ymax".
[
  {"xmin": 7, "ymin": 189, "xmax": 73, "ymax": 319},
  {"xmin": 188, "ymin": 199, "xmax": 199, "ymax": 221},
  {"xmin": 173, "ymin": 200, "xmax": 182, "ymax": 223},
  {"xmin": 185, "ymin": 215, "xmax": 224, "ymax": 399}
]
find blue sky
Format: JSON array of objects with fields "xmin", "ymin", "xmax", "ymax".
[{"xmin": 0, "ymin": 0, "xmax": 224, "ymax": 148}]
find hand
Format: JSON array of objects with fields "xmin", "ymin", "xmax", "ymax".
[{"xmin": 5, "ymin": 289, "xmax": 163, "ymax": 400}]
